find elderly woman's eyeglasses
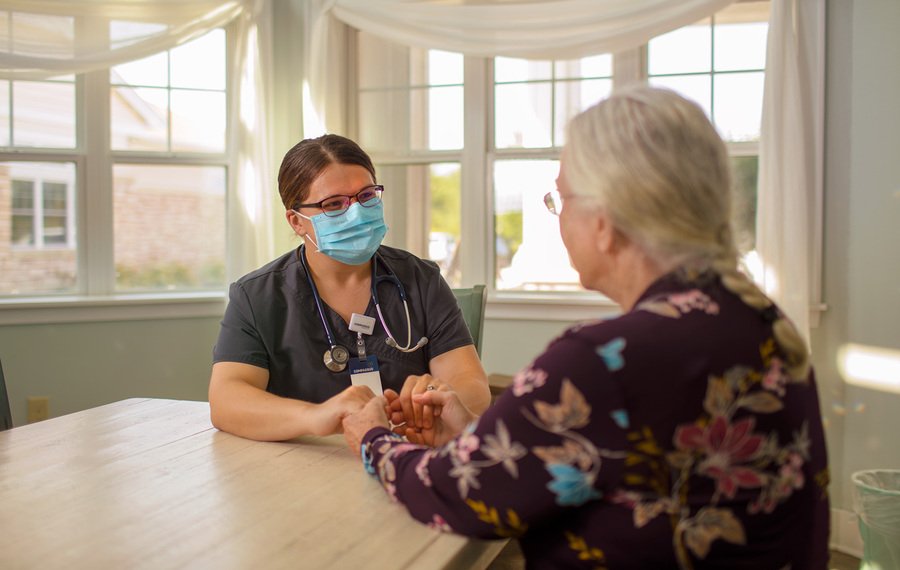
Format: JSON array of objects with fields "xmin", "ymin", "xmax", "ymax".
[
  {"xmin": 294, "ymin": 185, "xmax": 384, "ymax": 217},
  {"xmin": 543, "ymin": 190, "xmax": 563, "ymax": 216}
]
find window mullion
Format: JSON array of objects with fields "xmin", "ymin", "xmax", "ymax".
[
  {"xmin": 460, "ymin": 55, "xmax": 489, "ymax": 289},
  {"xmin": 78, "ymin": 16, "xmax": 114, "ymax": 296},
  {"xmin": 613, "ymin": 45, "xmax": 646, "ymax": 88}
]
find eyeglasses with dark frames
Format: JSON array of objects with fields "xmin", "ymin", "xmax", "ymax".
[{"xmin": 294, "ymin": 185, "xmax": 384, "ymax": 217}]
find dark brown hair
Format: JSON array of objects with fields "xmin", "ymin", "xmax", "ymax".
[{"xmin": 277, "ymin": 134, "xmax": 377, "ymax": 210}]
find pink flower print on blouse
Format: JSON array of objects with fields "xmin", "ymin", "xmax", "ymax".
[
  {"xmin": 675, "ymin": 415, "xmax": 765, "ymax": 500},
  {"xmin": 511, "ymin": 367, "xmax": 548, "ymax": 397},
  {"xmin": 667, "ymin": 290, "xmax": 720, "ymax": 315},
  {"xmin": 427, "ymin": 514, "xmax": 453, "ymax": 533},
  {"xmin": 637, "ymin": 289, "xmax": 720, "ymax": 319},
  {"xmin": 455, "ymin": 432, "xmax": 481, "ymax": 463},
  {"xmin": 762, "ymin": 357, "xmax": 788, "ymax": 397}
]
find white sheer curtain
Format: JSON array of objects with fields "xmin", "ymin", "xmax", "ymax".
[
  {"xmin": 228, "ymin": 0, "xmax": 275, "ymax": 281},
  {"xmin": 0, "ymin": 0, "xmax": 274, "ymax": 280},
  {"xmin": 305, "ymin": 0, "xmax": 734, "ymax": 137},
  {"xmin": 0, "ymin": 1, "xmax": 243, "ymax": 79},
  {"xmin": 757, "ymin": 0, "xmax": 826, "ymax": 345}
]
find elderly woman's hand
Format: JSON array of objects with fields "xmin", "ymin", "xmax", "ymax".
[
  {"xmin": 342, "ymin": 396, "xmax": 390, "ymax": 456},
  {"xmin": 399, "ymin": 387, "xmax": 477, "ymax": 447}
]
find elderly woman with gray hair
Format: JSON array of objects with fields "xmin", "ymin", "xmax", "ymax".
[{"xmin": 342, "ymin": 86, "xmax": 829, "ymax": 569}]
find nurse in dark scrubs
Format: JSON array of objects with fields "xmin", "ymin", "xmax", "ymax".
[{"xmin": 208, "ymin": 134, "xmax": 490, "ymax": 441}]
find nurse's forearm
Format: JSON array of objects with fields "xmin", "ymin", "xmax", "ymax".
[
  {"xmin": 429, "ymin": 346, "xmax": 491, "ymax": 415},
  {"xmin": 209, "ymin": 363, "xmax": 328, "ymax": 441}
]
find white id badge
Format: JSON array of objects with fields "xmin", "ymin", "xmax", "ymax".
[{"xmin": 349, "ymin": 355, "xmax": 383, "ymax": 394}]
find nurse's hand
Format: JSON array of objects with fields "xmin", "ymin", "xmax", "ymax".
[
  {"xmin": 342, "ymin": 396, "xmax": 390, "ymax": 456},
  {"xmin": 396, "ymin": 374, "xmax": 445, "ymax": 434},
  {"xmin": 314, "ymin": 385, "xmax": 376, "ymax": 436}
]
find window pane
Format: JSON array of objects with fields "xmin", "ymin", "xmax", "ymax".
[
  {"xmin": 12, "ymin": 81, "xmax": 76, "ymax": 148},
  {"xmin": 428, "ymin": 163, "xmax": 461, "ymax": 287},
  {"xmin": 111, "ymin": 52, "xmax": 168, "ymax": 87},
  {"xmin": 648, "ymin": 20, "xmax": 711, "ymax": 75},
  {"xmin": 11, "ymin": 216, "xmax": 33, "ymax": 246},
  {"xmin": 42, "ymin": 214, "xmax": 66, "ymax": 244},
  {"xmin": 648, "ymin": 75, "xmax": 712, "ymax": 119},
  {"xmin": 554, "ymin": 54, "xmax": 612, "ymax": 79},
  {"xmin": 429, "ymin": 50, "xmax": 463, "ymax": 85},
  {"xmin": 494, "ymin": 159, "xmax": 580, "ymax": 291},
  {"xmin": 732, "ymin": 155, "xmax": 758, "ymax": 253},
  {"xmin": 113, "ymin": 164, "xmax": 225, "ymax": 291},
  {"xmin": 1, "ymin": 161, "xmax": 77, "ymax": 294},
  {"xmin": 111, "ymin": 86, "xmax": 168, "ymax": 151},
  {"xmin": 714, "ymin": 2, "xmax": 770, "ymax": 71},
  {"xmin": 12, "ymin": 179, "xmax": 33, "ymax": 208},
  {"xmin": 495, "ymin": 57, "xmax": 552, "ymax": 83},
  {"xmin": 495, "ymin": 82, "xmax": 552, "ymax": 149},
  {"xmin": 714, "ymin": 72, "xmax": 765, "ymax": 142},
  {"xmin": 42, "ymin": 181, "xmax": 66, "ymax": 211},
  {"xmin": 170, "ymin": 90, "xmax": 226, "ymax": 152},
  {"xmin": 554, "ymin": 78, "xmax": 612, "ymax": 146},
  {"xmin": 715, "ymin": 22, "xmax": 768, "ymax": 71},
  {"xmin": 0, "ymin": 81, "xmax": 8, "ymax": 146},
  {"xmin": 428, "ymin": 86, "xmax": 463, "ymax": 150},
  {"xmin": 170, "ymin": 29, "xmax": 226, "ymax": 90}
]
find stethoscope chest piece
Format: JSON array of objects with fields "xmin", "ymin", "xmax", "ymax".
[{"xmin": 323, "ymin": 344, "xmax": 350, "ymax": 373}]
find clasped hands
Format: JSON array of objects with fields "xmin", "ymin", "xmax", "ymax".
[{"xmin": 341, "ymin": 374, "xmax": 476, "ymax": 455}]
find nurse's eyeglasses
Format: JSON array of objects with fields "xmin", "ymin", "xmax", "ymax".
[{"xmin": 294, "ymin": 185, "xmax": 384, "ymax": 217}]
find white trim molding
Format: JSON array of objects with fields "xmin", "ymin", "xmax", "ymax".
[
  {"xmin": 0, "ymin": 293, "xmax": 226, "ymax": 325},
  {"xmin": 831, "ymin": 507, "xmax": 864, "ymax": 559}
]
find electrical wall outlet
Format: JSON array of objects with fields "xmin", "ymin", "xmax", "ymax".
[{"xmin": 27, "ymin": 397, "xmax": 49, "ymax": 423}]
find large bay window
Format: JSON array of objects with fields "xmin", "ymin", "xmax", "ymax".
[{"xmin": 355, "ymin": 1, "xmax": 771, "ymax": 302}]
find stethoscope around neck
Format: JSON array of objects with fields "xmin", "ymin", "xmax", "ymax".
[{"xmin": 299, "ymin": 244, "xmax": 428, "ymax": 373}]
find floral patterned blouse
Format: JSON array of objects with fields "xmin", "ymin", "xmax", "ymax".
[{"xmin": 360, "ymin": 269, "xmax": 830, "ymax": 569}]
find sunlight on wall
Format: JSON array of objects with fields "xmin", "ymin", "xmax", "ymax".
[{"xmin": 838, "ymin": 343, "xmax": 900, "ymax": 395}]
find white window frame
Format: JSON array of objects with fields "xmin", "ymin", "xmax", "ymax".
[{"xmin": 0, "ymin": 15, "xmax": 233, "ymax": 325}]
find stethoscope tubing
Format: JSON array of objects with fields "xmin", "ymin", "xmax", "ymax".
[
  {"xmin": 299, "ymin": 245, "xmax": 427, "ymax": 368},
  {"xmin": 299, "ymin": 245, "xmax": 341, "ymax": 350}
]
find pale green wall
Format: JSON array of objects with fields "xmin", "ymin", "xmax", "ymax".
[
  {"xmin": 0, "ymin": 318, "xmax": 219, "ymax": 425},
  {"xmin": 810, "ymin": 0, "xmax": 900, "ymax": 512}
]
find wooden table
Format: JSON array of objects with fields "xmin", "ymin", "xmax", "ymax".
[{"xmin": 0, "ymin": 398, "xmax": 507, "ymax": 569}]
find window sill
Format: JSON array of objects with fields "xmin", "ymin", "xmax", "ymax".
[
  {"xmin": 486, "ymin": 292, "xmax": 620, "ymax": 322},
  {"xmin": 487, "ymin": 294, "xmax": 828, "ymax": 325},
  {"xmin": 0, "ymin": 292, "xmax": 227, "ymax": 325}
]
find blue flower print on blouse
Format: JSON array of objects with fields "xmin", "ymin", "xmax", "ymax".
[
  {"xmin": 547, "ymin": 463, "xmax": 602, "ymax": 506},
  {"xmin": 362, "ymin": 442, "xmax": 376, "ymax": 475},
  {"xmin": 596, "ymin": 337, "xmax": 626, "ymax": 371},
  {"xmin": 610, "ymin": 409, "xmax": 630, "ymax": 429}
]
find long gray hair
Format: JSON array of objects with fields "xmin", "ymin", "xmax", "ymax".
[{"xmin": 564, "ymin": 86, "xmax": 808, "ymax": 379}]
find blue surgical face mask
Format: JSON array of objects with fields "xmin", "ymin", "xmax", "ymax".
[{"xmin": 295, "ymin": 201, "xmax": 388, "ymax": 265}]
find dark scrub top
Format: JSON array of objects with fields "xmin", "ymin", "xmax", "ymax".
[
  {"xmin": 360, "ymin": 268, "xmax": 830, "ymax": 569},
  {"xmin": 212, "ymin": 245, "xmax": 473, "ymax": 403}
]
